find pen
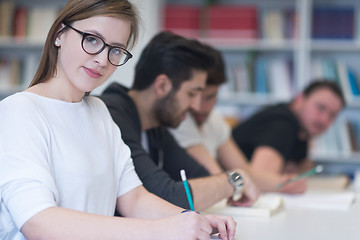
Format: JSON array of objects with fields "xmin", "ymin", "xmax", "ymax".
[
  {"xmin": 180, "ymin": 169, "xmax": 195, "ymax": 211},
  {"xmin": 276, "ymin": 165, "xmax": 324, "ymax": 189}
]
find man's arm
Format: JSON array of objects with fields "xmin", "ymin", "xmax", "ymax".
[
  {"xmin": 188, "ymin": 173, "xmax": 233, "ymax": 210},
  {"xmin": 251, "ymin": 146, "xmax": 284, "ymax": 173},
  {"xmin": 189, "ymin": 168, "xmax": 259, "ymax": 210},
  {"xmin": 136, "ymin": 129, "xmax": 259, "ymax": 211},
  {"xmin": 186, "ymin": 144, "xmax": 223, "ymax": 175},
  {"xmin": 217, "ymin": 137, "xmax": 250, "ymax": 171},
  {"xmin": 130, "ymin": 138, "xmax": 195, "ymax": 209},
  {"xmin": 249, "ymin": 146, "xmax": 307, "ymax": 193},
  {"xmin": 186, "ymin": 136, "xmax": 306, "ymax": 194}
]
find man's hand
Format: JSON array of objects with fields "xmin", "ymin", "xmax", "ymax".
[
  {"xmin": 277, "ymin": 173, "xmax": 307, "ymax": 194},
  {"xmin": 228, "ymin": 169, "xmax": 260, "ymax": 207}
]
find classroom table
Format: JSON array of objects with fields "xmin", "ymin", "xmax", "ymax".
[{"xmin": 232, "ymin": 192, "xmax": 360, "ymax": 240}]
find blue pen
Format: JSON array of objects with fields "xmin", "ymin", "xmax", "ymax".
[{"xmin": 180, "ymin": 169, "xmax": 195, "ymax": 211}]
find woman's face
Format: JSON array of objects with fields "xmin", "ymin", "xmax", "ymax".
[{"xmin": 55, "ymin": 16, "xmax": 131, "ymax": 98}]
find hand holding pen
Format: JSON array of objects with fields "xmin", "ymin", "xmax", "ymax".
[
  {"xmin": 276, "ymin": 165, "xmax": 324, "ymax": 193},
  {"xmin": 180, "ymin": 169, "xmax": 195, "ymax": 211},
  {"xmin": 180, "ymin": 169, "xmax": 237, "ymax": 240}
]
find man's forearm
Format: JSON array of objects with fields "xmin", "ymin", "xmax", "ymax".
[{"xmin": 188, "ymin": 173, "xmax": 233, "ymax": 211}]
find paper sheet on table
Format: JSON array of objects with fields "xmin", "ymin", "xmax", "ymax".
[
  {"xmin": 203, "ymin": 194, "xmax": 283, "ymax": 218},
  {"xmin": 307, "ymin": 175, "xmax": 350, "ymax": 190},
  {"xmin": 281, "ymin": 190, "xmax": 355, "ymax": 211}
]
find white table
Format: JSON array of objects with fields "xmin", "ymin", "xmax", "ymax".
[{"xmin": 232, "ymin": 193, "xmax": 360, "ymax": 240}]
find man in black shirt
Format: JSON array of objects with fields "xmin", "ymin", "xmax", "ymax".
[
  {"xmin": 100, "ymin": 31, "xmax": 259, "ymax": 211},
  {"xmin": 232, "ymin": 80, "xmax": 345, "ymax": 181}
]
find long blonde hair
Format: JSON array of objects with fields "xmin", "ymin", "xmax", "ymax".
[{"xmin": 29, "ymin": 0, "xmax": 139, "ymax": 87}]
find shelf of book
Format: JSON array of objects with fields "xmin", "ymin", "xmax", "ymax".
[
  {"xmin": 0, "ymin": 39, "xmax": 44, "ymax": 50},
  {"xmin": 0, "ymin": 0, "xmax": 66, "ymax": 97},
  {"xmin": 311, "ymin": 40, "xmax": 360, "ymax": 51},
  {"xmin": 162, "ymin": 0, "xmax": 360, "ymax": 172},
  {"xmin": 217, "ymin": 93, "xmax": 287, "ymax": 106},
  {"xmin": 312, "ymin": 152, "xmax": 360, "ymax": 164},
  {"xmin": 202, "ymin": 39, "xmax": 297, "ymax": 51}
]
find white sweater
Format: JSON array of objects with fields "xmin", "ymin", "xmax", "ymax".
[{"xmin": 0, "ymin": 92, "xmax": 141, "ymax": 239}]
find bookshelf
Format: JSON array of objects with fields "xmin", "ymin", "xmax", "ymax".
[
  {"xmin": 0, "ymin": 0, "xmax": 67, "ymax": 99},
  {"xmin": 162, "ymin": 0, "xmax": 360, "ymax": 174}
]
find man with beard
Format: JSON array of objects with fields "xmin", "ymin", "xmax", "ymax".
[
  {"xmin": 100, "ymin": 31, "xmax": 259, "ymax": 211},
  {"xmin": 170, "ymin": 45, "xmax": 345, "ymax": 193}
]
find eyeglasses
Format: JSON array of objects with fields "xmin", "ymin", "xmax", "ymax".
[{"xmin": 63, "ymin": 23, "xmax": 132, "ymax": 67}]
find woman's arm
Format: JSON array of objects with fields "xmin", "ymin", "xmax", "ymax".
[
  {"xmin": 117, "ymin": 186, "xmax": 182, "ymax": 218},
  {"xmin": 22, "ymin": 186, "xmax": 236, "ymax": 240}
]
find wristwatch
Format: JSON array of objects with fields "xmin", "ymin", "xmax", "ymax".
[{"xmin": 226, "ymin": 171, "xmax": 244, "ymax": 201}]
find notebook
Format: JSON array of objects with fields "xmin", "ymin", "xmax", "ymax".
[
  {"xmin": 307, "ymin": 175, "xmax": 350, "ymax": 190},
  {"xmin": 203, "ymin": 194, "xmax": 283, "ymax": 218}
]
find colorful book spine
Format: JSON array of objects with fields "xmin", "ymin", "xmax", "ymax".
[{"xmin": 312, "ymin": 7, "xmax": 354, "ymax": 39}]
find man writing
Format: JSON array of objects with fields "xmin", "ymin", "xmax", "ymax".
[{"xmin": 100, "ymin": 31, "xmax": 259, "ymax": 211}]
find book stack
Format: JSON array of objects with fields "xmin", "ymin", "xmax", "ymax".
[
  {"xmin": 261, "ymin": 8, "xmax": 298, "ymax": 41},
  {"xmin": 163, "ymin": 5, "xmax": 201, "ymax": 39},
  {"xmin": 207, "ymin": 5, "xmax": 258, "ymax": 39},
  {"xmin": 225, "ymin": 54, "xmax": 294, "ymax": 101},
  {"xmin": 163, "ymin": 4, "xmax": 258, "ymax": 40},
  {"xmin": 0, "ymin": 2, "xmax": 60, "ymax": 93},
  {"xmin": 27, "ymin": 7, "xmax": 58, "ymax": 42},
  {"xmin": 0, "ymin": 1, "xmax": 59, "ymax": 42},
  {"xmin": 0, "ymin": 55, "xmax": 39, "ymax": 91},
  {"xmin": 0, "ymin": 1, "xmax": 15, "ymax": 38},
  {"xmin": 312, "ymin": 7, "xmax": 355, "ymax": 40},
  {"xmin": 0, "ymin": 58, "xmax": 20, "ymax": 91}
]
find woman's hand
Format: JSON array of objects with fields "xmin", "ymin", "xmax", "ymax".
[{"xmin": 155, "ymin": 211, "xmax": 236, "ymax": 240}]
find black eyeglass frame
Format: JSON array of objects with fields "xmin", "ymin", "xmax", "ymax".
[{"xmin": 63, "ymin": 23, "xmax": 133, "ymax": 67}]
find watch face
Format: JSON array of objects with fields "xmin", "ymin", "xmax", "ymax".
[{"xmin": 230, "ymin": 172, "xmax": 244, "ymax": 186}]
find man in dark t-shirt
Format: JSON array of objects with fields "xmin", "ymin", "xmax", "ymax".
[{"xmin": 232, "ymin": 80, "xmax": 345, "ymax": 177}]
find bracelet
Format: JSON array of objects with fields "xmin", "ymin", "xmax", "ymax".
[{"xmin": 180, "ymin": 209, "xmax": 200, "ymax": 214}]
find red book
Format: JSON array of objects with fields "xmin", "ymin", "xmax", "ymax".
[
  {"xmin": 208, "ymin": 5, "xmax": 258, "ymax": 39},
  {"xmin": 13, "ymin": 7, "xmax": 28, "ymax": 39},
  {"xmin": 163, "ymin": 5, "xmax": 200, "ymax": 38}
]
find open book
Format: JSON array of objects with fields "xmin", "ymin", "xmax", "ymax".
[
  {"xmin": 203, "ymin": 194, "xmax": 283, "ymax": 218},
  {"xmin": 276, "ymin": 174, "xmax": 355, "ymax": 211}
]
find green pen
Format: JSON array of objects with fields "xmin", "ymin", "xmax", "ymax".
[
  {"xmin": 276, "ymin": 165, "xmax": 324, "ymax": 189},
  {"xmin": 180, "ymin": 169, "xmax": 195, "ymax": 211}
]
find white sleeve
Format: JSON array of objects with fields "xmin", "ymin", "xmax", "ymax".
[
  {"xmin": 0, "ymin": 96, "xmax": 58, "ymax": 230},
  {"xmin": 168, "ymin": 113, "xmax": 203, "ymax": 148},
  {"xmin": 113, "ymin": 121, "xmax": 142, "ymax": 197},
  {"xmin": 209, "ymin": 111, "xmax": 231, "ymax": 147},
  {"xmin": 98, "ymin": 97, "xmax": 142, "ymax": 198}
]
